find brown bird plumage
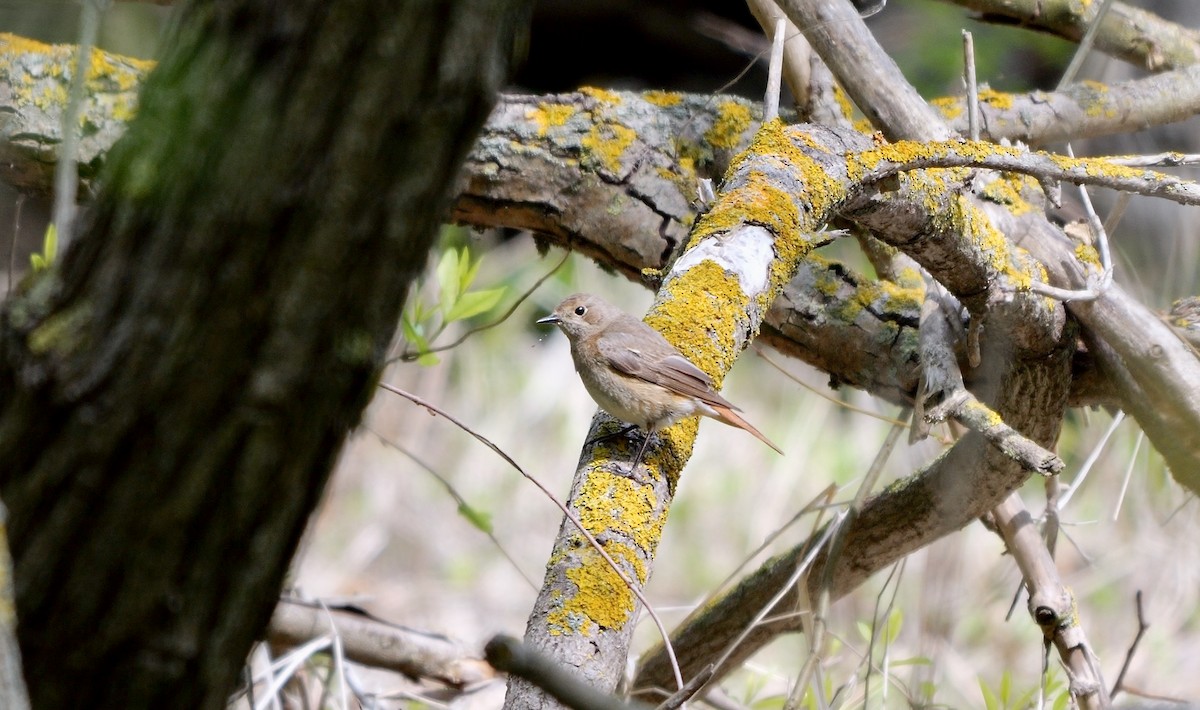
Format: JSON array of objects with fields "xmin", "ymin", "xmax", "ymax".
[{"xmin": 537, "ymin": 293, "xmax": 782, "ymax": 468}]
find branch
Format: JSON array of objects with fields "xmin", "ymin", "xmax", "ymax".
[
  {"xmin": 938, "ymin": 65, "xmax": 1200, "ymax": 146},
  {"xmin": 850, "ymin": 140, "xmax": 1200, "ymax": 207},
  {"xmin": 486, "ymin": 635, "xmax": 649, "ymax": 710},
  {"xmin": 945, "ymin": 0, "xmax": 1200, "ymax": 71},
  {"xmin": 266, "ymin": 599, "xmax": 495, "ymax": 688},
  {"xmin": 990, "ymin": 495, "xmax": 1110, "ymax": 708}
]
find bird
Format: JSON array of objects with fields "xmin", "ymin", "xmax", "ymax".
[{"xmin": 537, "ymin": 293, "xmax": 782, "ymax": 470}]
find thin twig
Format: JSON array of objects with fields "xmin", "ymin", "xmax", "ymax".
[
  {"xmin": 764, "ymin": 18, "xmax": 787, "ymax": 123},
  {"xmin": 653, "ymin": 664, "xmax": 715, "ymax": 710},
  {"xmin": 1058, "ymin": 411, "xmax": 1124, "ymax": 510},
  {"xmin": 53, "ymin": 0, "xmax": 109, "ymax": 248},
  {"xmin": 379, "ymin": 384, "xmax": 686, "ymax": 692},
  {"xmin": 755, "ymin": 346, "xmax": 910, "ymax": 427},
  {"xmin": 7, "ymin": 194, "xmax": 22, "ymax": 298},
  {"xmin": 1056, "ymin": 0, "xmax": 1117, "ymax": 90},
  {"xmin": 864, "ymin": 560, "xmax": 905, "ymax": 708},
  {"xmin": 962, "ymin": 30, "xmax": 980, "ymax": 142},
  {"xmin": 366, "ymin": 425, "xmax": 538, "ymax": 590},
  {"xmin": 1111, "ymin": 430, "xmax": 1143, "ymax": 521},
  {"xmin": 787, "ymin": 412, "xmax": 909, "ymax": 708},
  {"xmin": 1109, "ymin": 591, "xmax": 1149, "ymax": 700}
]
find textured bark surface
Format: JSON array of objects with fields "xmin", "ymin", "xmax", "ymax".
[{"xmin": 0, "ymin": 0, "xmax": 528, "ymax": 707}]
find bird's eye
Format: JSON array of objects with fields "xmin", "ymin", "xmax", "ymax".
[{"xmin": 574, "ymin": 306, "xmax": 586, "ymax": 316}]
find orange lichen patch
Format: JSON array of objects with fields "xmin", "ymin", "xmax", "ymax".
[
  {"xmin": 704, "ymin": 99, "xmax": 754, "ymax": 150},
  {"xmin": 544, "ymin": 542, "xmax": 638, "ymax": 633},
  {"xmin": 930, "ymin": 96, "xmax": 965, "ymax": 121},
  {"xmin": 1, "ymin": 32, "xmax": 151, "ymax": 123},
  {"xmin": 573, "ymin": 470, "xmax": 664, "ymax": 554},
  {"xmin": 644, "ymin": 90, "xmax": 683, "ymax": 107},
  {"xmin": 945, "ymin": 189, "xmax": 1033, "ymax": 291},
  {"xmin": 979, "ymin": 173, "xmax": 1038, "ymax": 216},
  {"xmin": 977, "ymin": 87, "xmax": 1014, "ymax": 110},
  {"xmin": 84, "ymin": 44, "xmax": 154, "ymax": 85},
  {"xmin": 1049, "ymin": 152, "xmax": 1152, "ymax": 182},
  {"xmin": 648, "ymin": 260, "xmax": 748, "ymax": 382},
  {"xmin": 1074, "ymin": 242, "xmax": 1102, "ymax": 268},
  {"xmin": 529, "ymin": 102, "xmax": 575, "ymax": 136},
  {"xmin": 846, "ymin": 139, "xmax": 1026, "ymax": 183},
  {"xmin": 1073, "ymin": 80, "xmax": 1116, "ymax": 119},
  {"xmin": 833, "ymin": 84, "xmax": 856, "ymax": 122},
  {"xmin": 689, "ymin": 120, "xmax": 844, "ymax": 316},
  {"xmin": 581, "ymin": 122, "xmax": 636, "ymax": 174},
  {"xmin": 579, "ymin": 86, "xmax": 622, "ymax": 105},
  {"xmin": 540, "ymin": 462, "xmax": 668, "ymax": 634}
]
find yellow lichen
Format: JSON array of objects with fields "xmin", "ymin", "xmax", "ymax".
[
  {"xmin": 644, "ymin": 90, "xmax": 682, "ymax": 107},
  {"xmin": 579, "ymin": 86, "xmax": 622, "ymax": 105},
  {"xmin": 979, "ymin": 173, "xmax": 1037, "ymax": 216},
  {"xmin": 546, "ymin": 543, "xmax": 639, "ymax": 633},
  {"xmin": 977, "ymin": 87, "xmax": 1014, "ymax": 110},
  {"xmin": 581, "ymin": 122, "xmax": 636, "ymax": 174},
  {"xmin": 930, "ymin": 96, "xmax": 965, "ymax": 121},
  {"xmin": 573, "ymin": 470, "xmax": 664, "ymax": 551},
  {"xmin": 1074, "ymin": 242, "xmax": 1101, "ymax": 268},
  {"xmin": 705, "ymin": 100, "xmax": 753, "ymax": 150},
  {"xmin": 832, "ymin": 85, "xmax": 855, "ymax": 122},
  {"xmin": 541, "ymin": 463, "xmax": 668, "ymax": 634},
  {"xmin": 529, "ymin": 102, "xmax": 575, "ymax": 136},
  {"xmin": 966, "ymin": 399, "xmax": 1004, "ymax": 428},
  {"xmin": 647, "ymin": 260, "xmax": 746, "ymax": 385}
]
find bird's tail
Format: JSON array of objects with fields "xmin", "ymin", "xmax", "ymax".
[{"xmin": 707, "ymin": 404, "xmax": 784, "ymax": 454}]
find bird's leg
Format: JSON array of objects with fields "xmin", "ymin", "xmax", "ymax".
[
  {"xmin": 584, "ymin": 423, "xmax": 639, "ymax": 448},
  {"xmin": 628, "ymin": 431, "xmax": 653, "ymax": 473}
]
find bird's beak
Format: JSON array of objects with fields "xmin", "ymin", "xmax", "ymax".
[{"xmin": 536, "ymin": 314, "xmax": 561, "ymax": 325}]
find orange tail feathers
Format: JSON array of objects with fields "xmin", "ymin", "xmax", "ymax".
[{"xmin": 709, "ymin": 404, "xmax": 784, "ymax": 454}]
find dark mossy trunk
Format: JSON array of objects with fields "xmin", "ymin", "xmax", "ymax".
[{"xmin": 0, "ymin": 1, "xmax": 529, "ymax": 706}]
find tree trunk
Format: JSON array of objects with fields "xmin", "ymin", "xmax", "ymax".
[{"xmin": 0, "ymin": 1, "xmax": 529, "ymax": 707}]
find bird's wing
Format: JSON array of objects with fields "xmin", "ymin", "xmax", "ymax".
[{"xmin": 600, "ymin": 329, "xmax": 741, "ymax": 411}]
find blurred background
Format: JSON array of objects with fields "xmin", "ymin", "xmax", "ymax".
[{"xmin": 3, "ymin": 1, "xmax": 1199, "ymax": 707}]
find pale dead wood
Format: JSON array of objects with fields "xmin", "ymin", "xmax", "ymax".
[{"xmin": 265, "ymin": 599, "xmax": 494, "ymax": 688}]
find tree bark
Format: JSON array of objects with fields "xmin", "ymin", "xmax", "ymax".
[{"xmin": 0, "ymin": 1, "xmax": 528, "ymax": 707}]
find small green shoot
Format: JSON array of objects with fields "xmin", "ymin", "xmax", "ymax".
[
  {"xmin": 400, "ymin": 244, "xmax": 506, "ymax": 365},
  {"xmin": 30, "ymin": 223, "xmax": 58, "ymax": 272}
]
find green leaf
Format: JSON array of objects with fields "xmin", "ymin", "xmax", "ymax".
[
  {"xmin": 457, "ymin": 502, "xmax": 493, "ymax": 534},
  {"xmin": 889, "ymin": 656, "xmax": 932, "ymax": 667},
  {"xmin": 43, "ymin": 222, "xmax": 57, "ymax": 263},
  {"xmin": 885, "ymin": 608, "xmax": 903, "ymax": 644},
  {"xmin": 435, "ymin": 248, "xmax": 460, "ymax": 315},
  {"xmin": 402, "ymin": 315, "xmax": 438, "ymax": 365},
  {"xmin": 1052, "ymin": 690, "xmax": 1070, "ymax": 710},
  {"xmin": 29, "ymin": 223, "xmax": 58, "ymax": 272},
  {"xmin": 460, "ymin": 246, "xmax": 482, "ymax": 291},
  {"xmin": 445, "ymin": 287, "xmax": 505, "ymax": 322},
  {"xmin": 979, "ymin": 678, "xmax": 999, "ymax": 710}
]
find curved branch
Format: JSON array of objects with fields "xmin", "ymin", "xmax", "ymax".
[
  {"xmin": 945, "ymin": 0, "xmax": 1200, "ymax": 71},
  {"xmin": 851, "ymin": 139, "xmax": 1200, "ymax": 206}
]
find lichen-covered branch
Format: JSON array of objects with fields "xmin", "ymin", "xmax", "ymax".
[
  {"xmin": 935, "ymin": 65, "xmax": 1200, "ymax": 146},
  {"xmin": 944, "ymin": 0, "xmax": 1200, "ymax": 71},
  {"xmin": 0, "ymin": 33, "xmax": 151, "ymax": 196},
  {"xmin": 850, "ymin": 139, "xmax": 1200, "ymax": 207}
]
